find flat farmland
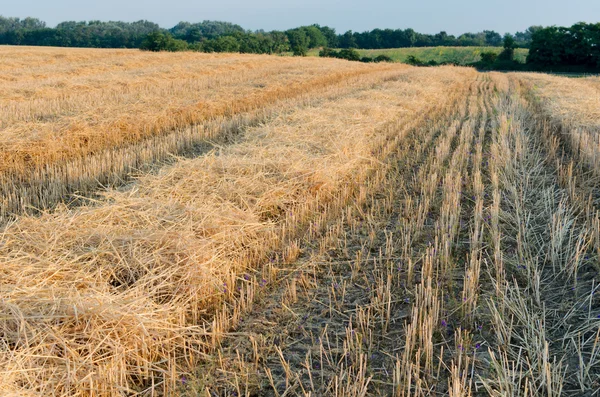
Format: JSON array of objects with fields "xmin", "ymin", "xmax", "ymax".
[
  {"xmin": 0, "ymin": 46, "xmax": 599, "ymax": 397},
  {"xmin": 0, "ymin": 46, "xmax": 391, "ymax": 220}
]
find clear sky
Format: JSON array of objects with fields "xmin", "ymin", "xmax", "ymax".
[{"xmin": 3, "ymin": 0, "xmax": 599, "ymax": 34}]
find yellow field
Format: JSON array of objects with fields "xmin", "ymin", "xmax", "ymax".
[
  {"xmin": 0, "ymin": 47, "xmax": 599, "ymax": 396},
  {"xmin": 0, "ymin": 46, "xmax": 393, "ymax": 220}
]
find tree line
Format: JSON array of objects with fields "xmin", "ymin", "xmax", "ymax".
[
  {"xmin": 335, "ymin": 28, "xmax": 537, "ymax": 49},
  {"xmin": 0, "ymin": 15, "xmax": 536, "ymax": 51},
  {"xmin": 397, "ymin": 25, "xmax": 599, "ymax": 72},
  {"xmin": 470, "ymin": 23, "xmax": 600, "ymax": 72},
  {"xmin": 527, "ymin": 23, "xmax": 600, "ymax": 71},
  {"xmin": 1, "ymin": 15, "xmax": 598, "ymax": 71},
  {"xmin": 0, "ymin": 17, "xmax": 160, "ymax": 47}
]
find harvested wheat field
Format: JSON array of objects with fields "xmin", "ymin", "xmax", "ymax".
[
  {"xmin": 0, "ymin": 46, "xmax": 393, "ymax": 221},
  {"xmin": 0, "ymin": 47, "xmax": 599, "ymax": 397}
]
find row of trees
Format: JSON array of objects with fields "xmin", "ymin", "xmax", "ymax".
[
  {"xmin": 440, "ymin": 24, "xmax": 599, "ymax": 72},
  {"xmin": 1, "ymin": 15, "xmax": 598, "ymax": 70},
  {"xmin": 169, "ymin": 21, "xmax": 245, "ymax": 41},
  {"xmin": 1, "ymin": 15, "xmax": 540, "ymax": 51},
  {"xmin": 139, "ymin": 24, "xmax": 545, "ymax": 57},
  {"xmin": 140, "ymin": 29, "xmax": 302, "ymax": 54},
  {"xmin": 0, "ymin": 16, "xmax": 159, "ymax": 47},
  {"xmin": 527, "ymin": 22, "xmax": 600, "ymax": 70},
  {"xmin": 335, "ymin": 27, "xmax": 539, "ymax": 49},
  {"xmin": 0, "ymin": 16, "xmax": 323, "ymax": 54},
  {"xmin": 140, "ymin": 25, "xmax": 335, "ymax": 55}
]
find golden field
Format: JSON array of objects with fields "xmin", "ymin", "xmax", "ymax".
[
  {"xmin": 0, "ymin": 46, "xmax": 599, "ymax": 396},
  {"xmin": 0, "ymin": 46, "xmax": 392, "ymax": 220}
]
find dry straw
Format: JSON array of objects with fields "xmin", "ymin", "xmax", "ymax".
[
  {"xmin": 0, "ymin": 60, "xmax": 471, "ymax": 396},
  {"xmin": 0, "ymin": 46, "xmax": 396, "ymax": 219}
]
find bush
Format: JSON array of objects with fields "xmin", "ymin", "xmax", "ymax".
[
  {"xmin": 319, "ymin": 47, "xmax": 338, "ymax": 57},
  {"xmin": 374, "ymin": 54, "xmax": 393, "ymax": 63},
  {"xmin": 319, "ymin": 47, "xmax": 362, "ymax": 62},
  {"xmin": 405, "ymin": 55, "xmax": 424, "ymax": 66},
  {"xmin": 470, "ymin": 49, "xmax": 525, "ymax": 71},
  {"xmin": 480, "ymin": 51, "xmax": 498, "ymax": 64},
  {"xmin": 404, "ymin": 55, "xmax": 439, "ymax": 67},
  {"xmin": 338, "ymin": 48, "xmax": 361, "ymax": 61},
  {"xmin": 493, "ymin": 59, "xmax": 525, "ymax": 71},
  {"xmin": 319, "ymin": 48, "xmax": 387, "ymax": 63}
]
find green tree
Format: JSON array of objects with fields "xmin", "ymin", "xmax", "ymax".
[
  {"xmin": 527, "ymin": 26, "xmax": 566, "ymax": 67},
  {"xmin": 140, "ymin": 31, "xmax": 188, "ymax": 51},
  {"xmin": 287, "ymin": 29, "xmax": 310, "ymax": 56},
  {"xmin": 457, "ymin": 32, "xmax": 486, "ymax": 46},
  {"xmin": 484, "ymin": 30, "xmax": 502, "ymax": 46},
  {"xmin": 170, "ymin": 20, "xmax": 244, "ymax": 40},
  {"xmin": 202, "ymin": 35, "xmax": 240, "ymax": 52},
  {"xmin": 301, "ymin": 26, "xmax": 327, "ymax": 48},
  {"xmin": 498, "ymin": 34, "xmax": 517, "ymax": 61},
  {"xmin": 524, "ymin": 23, "xmax": 600, "ymax": 70},
  {"xmin": 480, "ymin": 51, "xmax": 498, "ymax": 64},
  {"xmin": 313, "ymin": 24, "xmax": 338, "ymax": 47},
  {"xmin": 514, "ymin": 25, "xmax": 542, "ymax": 47},
  {"xmin": 338, "ymin": 48, "xmax": 361, "ymax": 61},
  {"xmin": 338, "ymin": 30, "xmax": 357, "ymax": 48},
  {"xmin": 268, "ymin": 31, "xmax": 289, "ymax": 53}
]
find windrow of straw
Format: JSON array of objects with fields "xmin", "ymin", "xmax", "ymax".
[
  {"xmin": 0, "ymin": 47, "xmax": 399, "ymax": 220},
  {"xmin": 0, "ymin": 68, "xmax": 404, "ymax": 222},
  {"xmin": 516, "ymin": 73, "xmax": 600, "ymax": 179},
  {"xmin": 0, "ymin": 66, "xmax": 473, "ymax": 396},
  {"xmin": 517, "ymin": 74, "xmax": 600, "ymax": 131},
  {"xmin": 0, "ymin": 47, "xmax": 385, "ymax": 170}
]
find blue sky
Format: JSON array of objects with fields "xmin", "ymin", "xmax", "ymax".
[{"xmin": 3, "ymin": 0, "xmax": 599, "ymax": 34}]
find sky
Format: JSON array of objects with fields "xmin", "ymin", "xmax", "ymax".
[{"xmin": 3, "ymin": 0, "xmax": 599, "ymax": 34}]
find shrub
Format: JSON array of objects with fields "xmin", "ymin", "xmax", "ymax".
[
  {"xmin": 319, "ymin": 47, "xmax": 338, "ymax": 58},
  {"xmin": 406, "ymin": 55, "xmax": 424, "ymax": 66},
  {"xmin": 374, "ymin": 54, "xmax": 393, "ymax": 63},
  {"xmin": 338, "ymin": 48, "xmax": 361, "ymax": 61},
  {"xmin": 480, "ymin": 51, "xmax": 498, "ymax": 64}
]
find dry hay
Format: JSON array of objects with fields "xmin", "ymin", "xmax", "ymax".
[
  {"xmin": 518, "ymin": 72, "xmax": 600, "ymax": 131},
  {"xmin": 0, "ymin": 47, "xmax": 404, "ymax": 220},
  {"xmin": 0, "ymin": 46, "xmax": 392, "ymax": 175},
  {"xmin": 0, "ymin": 65, "xmax": 473, "ymax": 395}
]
